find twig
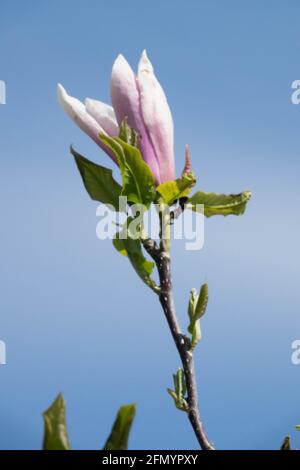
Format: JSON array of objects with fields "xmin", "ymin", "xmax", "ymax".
[{"xmin": 141, "ymin": 207, "xmax": 214, "ymax": 450}]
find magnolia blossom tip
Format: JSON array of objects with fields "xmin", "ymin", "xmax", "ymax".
[
  {"xmin": 111, "ymin": 54, "xmax": 134, "ymax": 86},
  {"xmin": 57, "ymin": 83, "xmax": 70, "ymax": 112},
  {"xmin": 113, "ymin": 53, "xmax": 128, "ymax": 69},
  {"xmin": 138, "ymin": 49, "xmax": 153, "ymax": 74},
  {"xmin": 57, "ymin": 83, "xmax": 66, "ymax": 99}
]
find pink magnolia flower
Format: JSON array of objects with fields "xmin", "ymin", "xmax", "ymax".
[{"xmin": 57, "ymin": 51, "xmax": 175, "ymax": 184}]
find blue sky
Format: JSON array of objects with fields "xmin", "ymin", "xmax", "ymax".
[{"xmin": 0, "ymin": 0, "xmax": 300, "ymax": 450}]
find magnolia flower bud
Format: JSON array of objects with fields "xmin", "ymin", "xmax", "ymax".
[{"xmin": 58, "ymin": 51, "xmax": 176, "ymax": 184}]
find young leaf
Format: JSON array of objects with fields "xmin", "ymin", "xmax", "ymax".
[
  {"xmin": 103, "ymin": 404, "xmax": 136, "ymax": 450},
  {"xmin": 156, "ymin": 171, "xmax": 196, "ymax": 205},
  {"xmin": 118, "ymin": 118, "xmax": 139, "ymax": 147},
  {"xmin": 280, "ymin": 436, "xmax": 291, "ymax": 450},
  {"xmin": 112, "ymin": 236, "xmax": 128, "ymax": 256},
  {"xmin": 167, "ymin": 388, "xmax": 179, "ymax": 404},
  {"xmin": 113, "ymin": 218, "xmax": 158, "ymax": 293},
  {"xmin": 188, "ymin": 288, "xmax": 198, "ymax": 322},
  {"xmin": 187, "ymin": 317, "xmax": 202, "ymax": 351},
  {"xmin": 188, "ymin": 283, "xmax": 209, "ymax": 334},
  {"xmin": 167, "ymin": 390, "xmax": 189, "ymax": 412},
  {"xmin": 173, "ymin": 368, "xmax": 187, "ymax": 399},
  {"xmin": 188, "ymin": 284, "xmax": 208, "ymax": 350},
  {"xmin": 71, "ymin": 146, "xmax": 123, "ymax": 211},
  {"xmin": 42, "ymin": 393, "xmax": 71, "ymax": 450},
  {"xmin": 100, "ymin": 135, "xmax": 156, "ymax": 208},
  {"xmin": 296, "ymin": 425, "xmax": 300, "ymax": 431},
  {"xmin": 167, "ymin": 369, "xmax": 188, "ymax": 412},
  {"xmin": 194, "ymin": 283, "xmax": 209, "ymax": 321},
  {"xmin": 187, "ymin": 190, "xmax": 251, "ymax": 217}
]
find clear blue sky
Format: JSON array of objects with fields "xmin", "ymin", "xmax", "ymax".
[{"xmin": 0, "ymin": 0, "xmax": 300, "ymax": 450}]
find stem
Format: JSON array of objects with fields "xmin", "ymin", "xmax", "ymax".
[
  {"xmin": 142, "ymin": 204, "xmax": 214, "ymax": 450},
  {"xmin": 157, "ymin": 253, "xmax": 214, "ymax": 450}
]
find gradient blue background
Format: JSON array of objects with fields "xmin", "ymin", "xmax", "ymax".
[{"xmin": 0, "ymin": 0, "xmax": 299, "ymax": 450}]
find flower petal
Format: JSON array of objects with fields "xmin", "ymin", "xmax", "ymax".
[
  {"xmin": 57, "ymin": 84, "xmax": 105, "ymax": 142},
  {"xmin": 85, "ymin": 98, "xmax": 119, "ymax": 136},
  {"xmin": 110, "ymin": 54, "xmax": 161, "ymax": 183},
  {"xmin": 137, "ymin": 51, "xmax": 175, "ymax": 183},
  {"xmin": 57, "ymin": 84, "xmax": 117, "ymax": 163}
]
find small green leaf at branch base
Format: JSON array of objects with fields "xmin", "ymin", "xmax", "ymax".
[
  {"xmin": 194, "ymin": 283, "xmax": 209, "ymax": 321},
  {"xmin": 187, "ymin": 190, "xmax": 251, "ymax": 217},
  {"xmin": 71, "ymin": 146, "xmax": 123, "ymax": 211},
  {"xmin": 189, "ymin": 321, "xmax": 201, "ymax": 351},
  {"xmin": 103, "ymin": 404, "xmax": 136, "ymax": 450},
  {"xmin": 188, "ymin": 288, "xmax": 198, "ymax": 322},
  {"xmin": 280, "ymin": 436, "xmax": 291, "ymax": 450},
  {"xmin": 100, "ymin": 135, "xmax": 156, "ymax": 208},
  {"xmin": 156, "ymin": 171, "xmax": 196, "ymax": 205},
  {"xmin": 188, "ymin": 284, "xmax": 209, "ymax": 350},
  {"xmin": 173, "ymin": 368, "xmax": 187, "ymax": 398},
  {"xmin": 43, "ymin": 393, "xmax": 71, "ymax": 450},
  {"xmin": 167, "ymin": 369, "xmax": 189, "ymax": 412}
]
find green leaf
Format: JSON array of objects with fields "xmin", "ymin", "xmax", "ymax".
[
  {"xmin": 187, "ymin": 190, "xmax": 251, "ymax": 217},
  {"xmin": 188, "ymin": 288, "xmax": 198, "ymax": 322},
  {"xmin": 43, "ymin": 393, "xmax": 71, "ymax": 450},
  {"xmin": 173, "ymin": 368, "xmax": 187, "ymax": 399},
  {"xmin": 188, "ymin": 284, "xmax": 208, "ymax": 350},
  {"xmin": 103, "ymin": 404, "xmax": 136, "ymax": 450},
  {"xmin": 100, "ymin": 135, "xmax": 156, "ymax": 208},
  {"xmin": 118, "ymin": 118, "xmax": 139, "ymax": 147},
  {"xmin": 156, "ymin": 171, "xmax": 196, "ymax": 205},
  {"xmin": 71, "ymin": 146, "xmax": 123, "ymax": 211},
  {"xmin": 190, "ymin": 321, "xmax": 201, "ymax": 350},
  {"xmin": 280, "ymin": 436, "xmax": 291, "ymax": 450},
  {"xmin": 194, "ymin": 283, "xmax": 209, "ymax": 321},
  {"xmin": 167, "ymin": 388, "xmax": 179, "ymax": 404},
  {"xmin": 113, "ymin": 218, "xmax": 157, "ymax": 292},
  {"xmin": 188, "ymin": 283, "xmax": 208, "ymax": 332},
  {"xmin": 295, "ymin": 425, "xmax": 300, "ymax": 431},
  {"xmin": 188, "ymin": 288, "xmax": 201, "ymax": 349},
  {"xmin": 112, "ymin": 236, "xmax": 127, "ymax": 256},
  {"xmin": 167, "ymin": 369, "xmax": 188, "ymax": 412}
]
